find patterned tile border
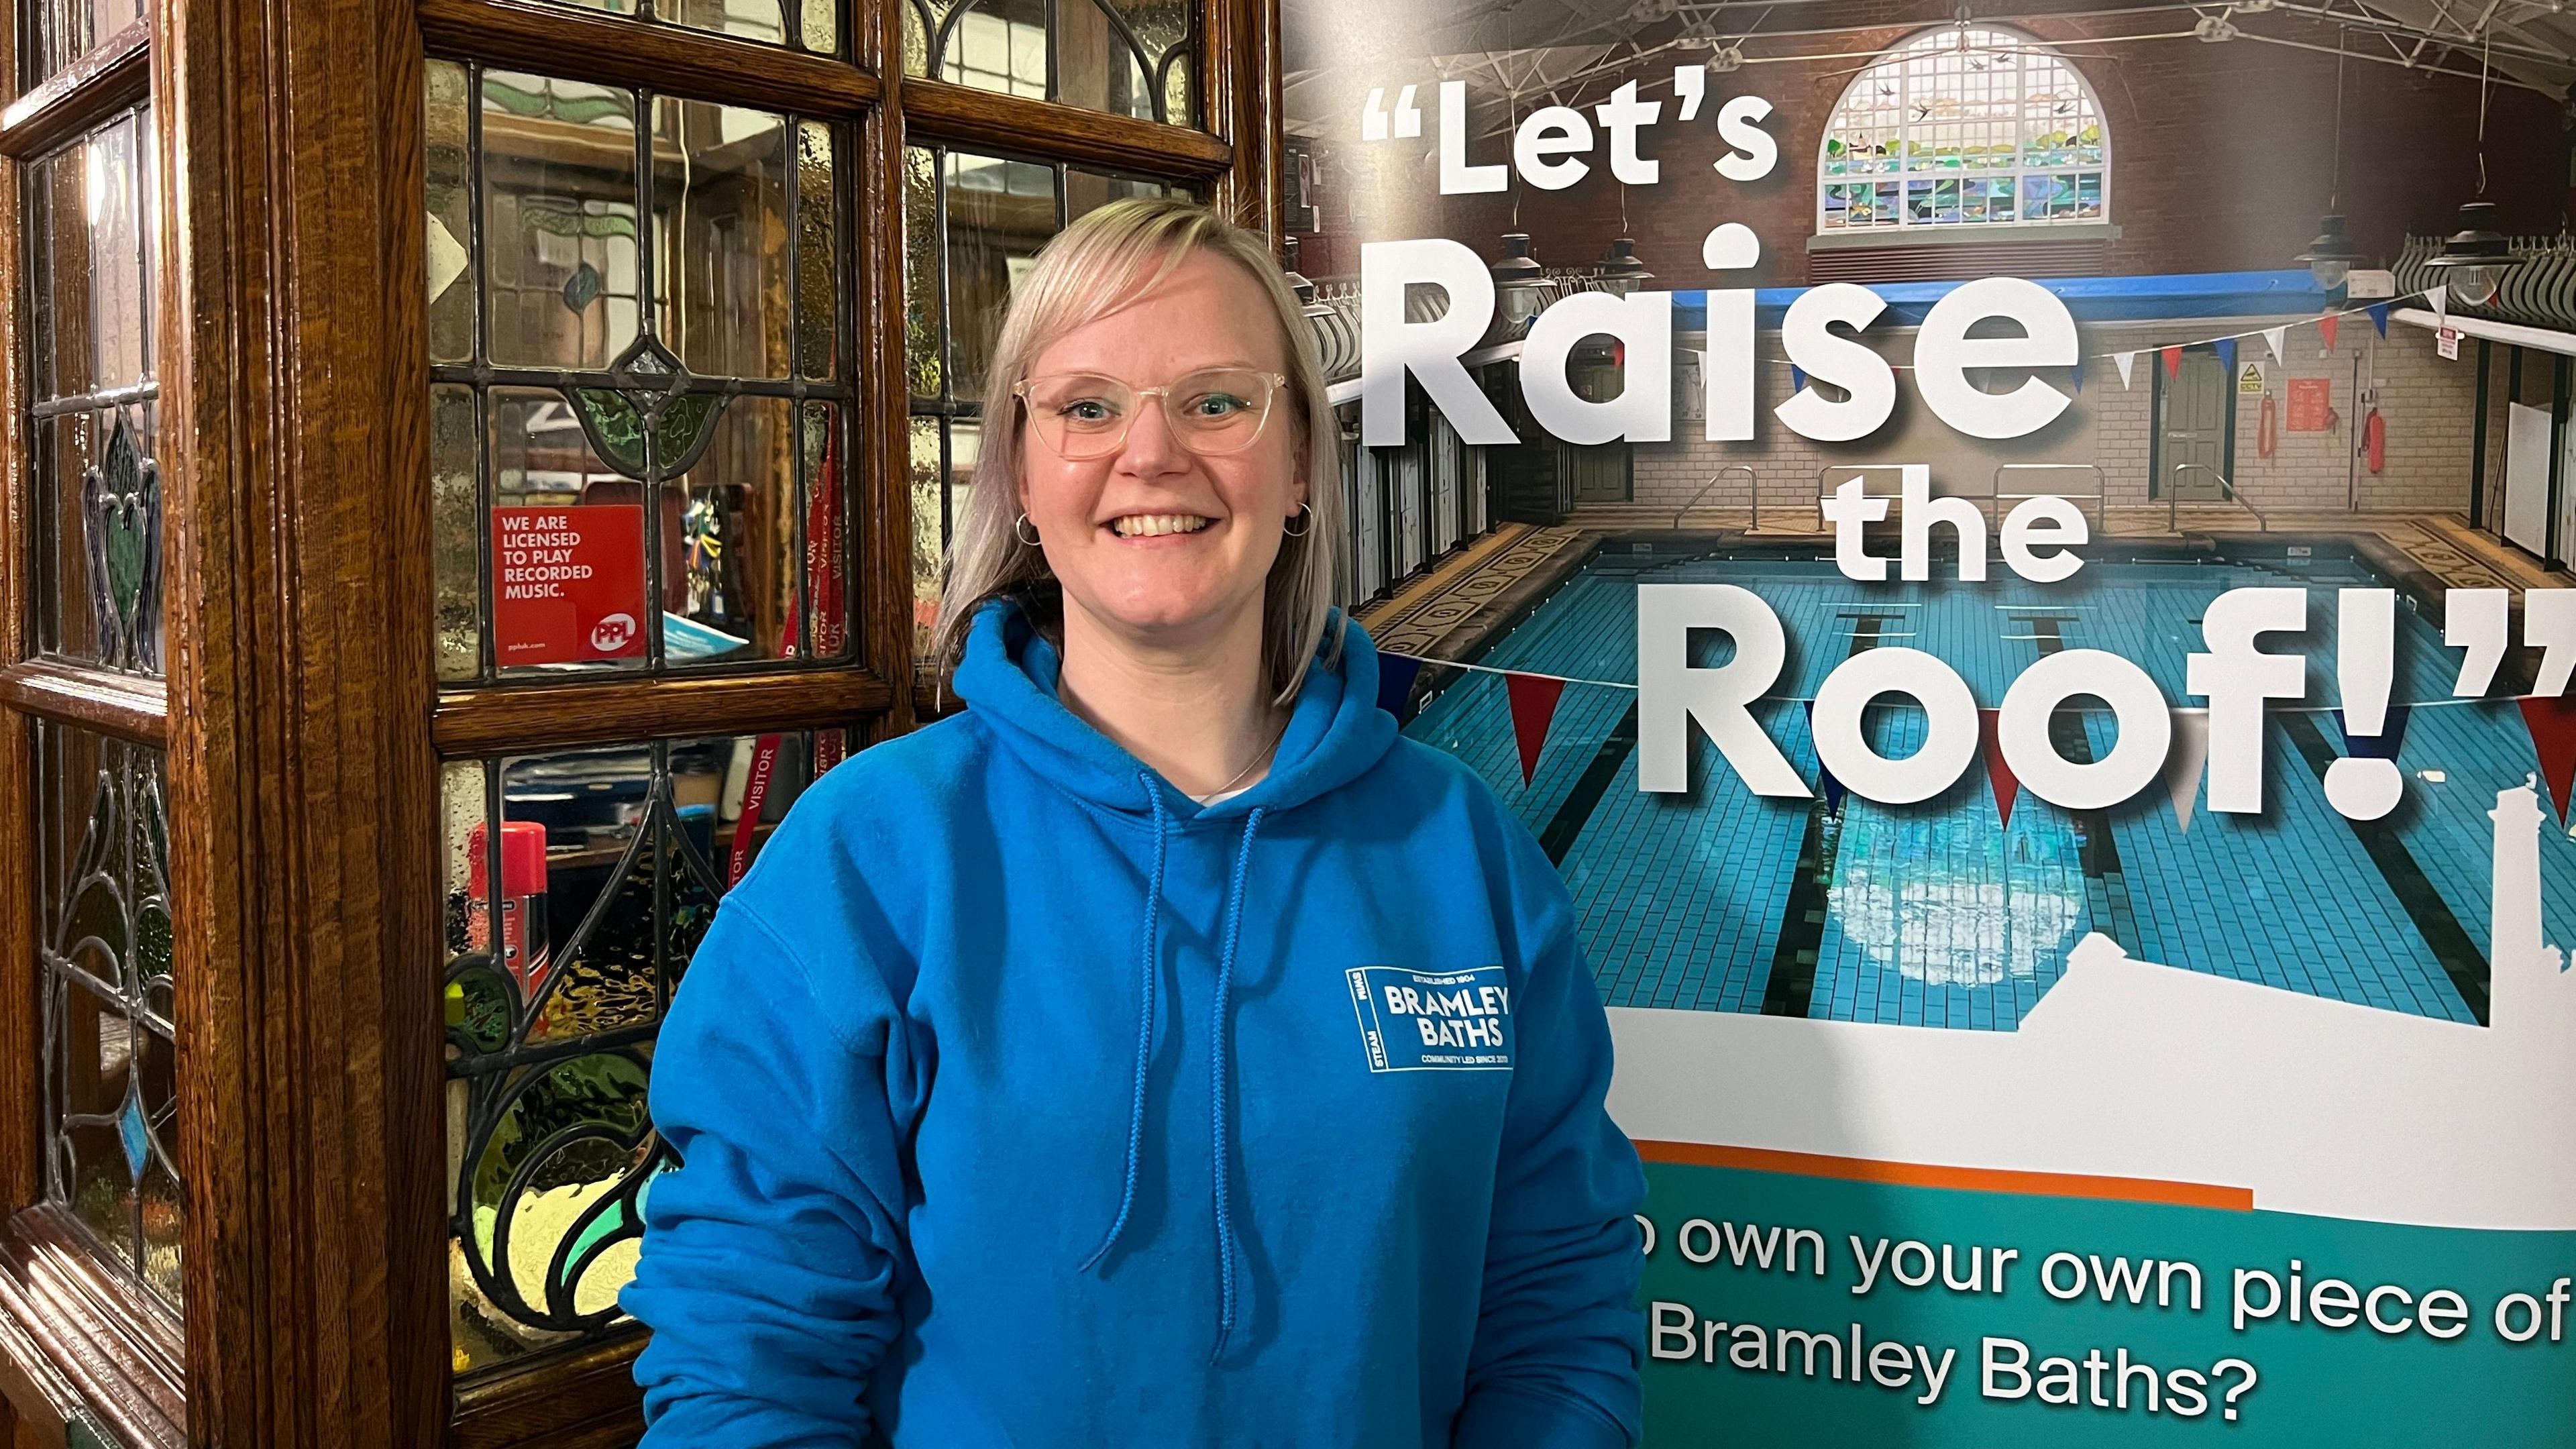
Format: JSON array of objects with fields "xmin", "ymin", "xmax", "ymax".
[{"xmin": 1356, "ymin": 523, "xmax": 1588, "ymax": 658}]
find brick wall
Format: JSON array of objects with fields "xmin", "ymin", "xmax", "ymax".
[{"xmin": 1623, "ymin": 313, "xmax": 2489, "ymax": 521}]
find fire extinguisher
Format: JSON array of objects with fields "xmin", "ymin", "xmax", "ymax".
[
  {"xmin": 2361, "ymin": 406, "xmax": 2385, "ymax": 474},
  {"xmin": 2258, "ymin": 392, "xmax": 2278, "ymax": 459}
]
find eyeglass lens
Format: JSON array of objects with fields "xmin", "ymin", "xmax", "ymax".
[{"xmin": 1023, "ymin": 369, "xmax": 1277, "ymax": 458}]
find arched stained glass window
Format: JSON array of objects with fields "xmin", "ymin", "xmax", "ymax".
[{"xmin": 1818, "ymin": 27, "xmax": 2108, "ymax": 233}]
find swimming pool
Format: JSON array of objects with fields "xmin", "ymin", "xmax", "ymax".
[{"xmin": 1404, "ymin": 542, "xmax": 2576, "ymax": 1030}]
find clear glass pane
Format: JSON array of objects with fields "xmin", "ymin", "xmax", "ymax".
[
  {"xmin": 443, "ymin": 731, "xmax": 841, "ymax": 1376},
  {"xmin": 28, "ymin": 105, "xmax": 153, "ymax": 405},
  {"xmin": 1066, "ymin": 167, "xmax": 1178, "ymax": 221},
  {"xmin": 36, "ymin": 725, "xmax": 180, "ymax": 1308},
  {"xmin": 665, "ymin": 0, "xmax": 786, "ymax": 44},
  {"xmin": 942, "ymin": 150, "xmax": 1061, "ymax": 405},
  {"xmin": 669, "ymin": 395, "xmax": 796, "ymax": 663},
  {"xmin": 654, "ymin": 97, "xmax": 792, "ymax": 380},
  {"xmin": 23, "ymin": 0, "xmax": 143, "ymax": 88},
  {"xmin": 427, "ymin": 59, "xmax": 476, "ymax": 365},
  {"xmin": 481, "ymin": 72, "xmax": 643, "ymax": 372}
]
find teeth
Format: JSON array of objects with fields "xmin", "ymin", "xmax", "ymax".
[{"xmin": 1112, "ymin": 514, "xmax": 1212, "ymax": 538}]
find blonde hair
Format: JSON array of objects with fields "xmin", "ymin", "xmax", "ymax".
[{"xmin": 930, "ymin": 197, "xmax": 1344, "ymax": 704}]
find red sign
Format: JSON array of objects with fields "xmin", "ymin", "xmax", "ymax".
[
  {"xmin": 493, "ymin": 504, "xmax": 647, "ymax": 666},
  {"xmin": 2286, "ymin": 377, "xmax": 2335, "ymax": 433}
]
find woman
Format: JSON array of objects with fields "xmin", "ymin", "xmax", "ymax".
[{"xmin": 624, "ymin": 198, "xmax": 1645, "ymax": 1446}]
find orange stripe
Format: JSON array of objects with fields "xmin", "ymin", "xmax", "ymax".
[{"xmin": 1635, "ymin": 1140, "xmax": 2254, "ymax": 1212}]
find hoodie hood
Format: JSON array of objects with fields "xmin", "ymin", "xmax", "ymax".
[{"xmin": 951, "ymin": 594, "xmax": 1397, "ymax": 818}]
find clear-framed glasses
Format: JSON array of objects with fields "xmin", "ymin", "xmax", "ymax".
[{"xmin": 1014, "ymin": 368, "xmax": 1288, "ymax": 460}]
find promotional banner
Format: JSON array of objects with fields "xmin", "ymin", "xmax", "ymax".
[{"xmin": 1284, "ymin": 0, "xmax": 2576, "ymax": 1438}]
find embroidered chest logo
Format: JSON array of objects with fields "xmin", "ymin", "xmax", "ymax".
[{"xmin": 1345, "ymin": 966, "xmax": 1514, "ymax": 1072}]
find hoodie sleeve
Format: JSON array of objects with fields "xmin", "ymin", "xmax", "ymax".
[
  {"xmin": 1452, "ymin": 912, "xmax": 1648, "ymax": 1449},
  {"xmin": 623, "ymin": 899, "xmax": 916, "ymax": 1447}
]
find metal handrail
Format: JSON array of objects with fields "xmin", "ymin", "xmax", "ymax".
[
  {"xmin": 1674, "ymin": 464, "xmax": 1759, "ymax": 530},
  {"xmin": 1991, "ymin": 463, "xmax": 2108, "ymax": 537},
  {"xmin": 2167, "ymin": 462, "xmax": 2271, "ymax": 533}
]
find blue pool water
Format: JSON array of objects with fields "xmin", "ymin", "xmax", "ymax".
[{"xmin": 1403, "ymin": 544, "xmax": 2576, "ymax": 1029}]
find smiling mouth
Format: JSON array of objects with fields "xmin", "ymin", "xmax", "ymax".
[{"xmin": 1109, "ymin": 513, "xmax": 1214, "ymax": 538}]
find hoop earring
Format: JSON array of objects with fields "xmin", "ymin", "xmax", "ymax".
[
  {"xmin": 1014, "ymin": 513, "xmax": 1042, "ymax": 547},
  {"xmin": 1281, "ymin": 502, "xmax": 1312, "ymax": 539}
]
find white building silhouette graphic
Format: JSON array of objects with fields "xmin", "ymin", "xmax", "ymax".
[{"xmin": 1608, "ymin": 782, "xmax": 2576, "ymax": 1231}]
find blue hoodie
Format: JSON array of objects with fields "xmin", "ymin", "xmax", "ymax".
[{"xmin": 624, "ymin": 595, "xmax": 1646, "ymax": 1447}]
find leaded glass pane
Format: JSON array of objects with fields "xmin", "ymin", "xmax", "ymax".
[
  {"xmin": 442, "ymin": 730, "xmax": 845, "ymax": 1375},
  {"xmin": 35, "ymin": 723, "xmax": 179, "ymax": 1309},
  {"xmin": 27, "ymin": 105, "xmax": 162, "ymax": 675},
  {"xmin": 902, "ymin": 145, "xmax": 1191, "ymax": 652},
  {"xmin": 910, "ymin": 0, "xmax": 1199, "ymax": 128},
  {"xmin": 1816, "ymin": 28, "xmax": 2106, "ymax": 231},
  {"xmin": 428, "ymin": 62, "xmax": 857, "ymax": 682},
  {"xmin": 512, "ymin": 0, "xmax": 842, "ymax": 55}
]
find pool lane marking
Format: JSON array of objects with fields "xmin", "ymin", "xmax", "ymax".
[
  {"xmin": 2276, "ymin": 710, "xmax": 2491, "ymax": 1026},
  {"xmin": 1761, "ymin": 613, "xmax": 1896, "ymax": 1020},
  {"xmin": 1633, "ymin": 1140, "xmax": 2256, "ymax": 1212},
  {"xmin": 2027, "ymin": 616, "xmax": 2147, "ymax": 961}
]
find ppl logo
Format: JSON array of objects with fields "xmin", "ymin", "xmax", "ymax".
[
  {"xmin": 589, "ymin": 612, "xmax": 639, "ymax": 653},
  {"xmin": 1345, "ymin": 965, "xmax": 1513, "ymax": 1072}
]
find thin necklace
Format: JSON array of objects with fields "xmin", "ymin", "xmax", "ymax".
[{"xmin": 1205, "ymin": 712, "xmax": 1290, "ymax": 798}]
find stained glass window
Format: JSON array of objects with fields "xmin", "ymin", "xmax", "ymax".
[
  {"xmin": 903, "ymin": 144, "xmax": 1183, "ymax": 652},
  {"xmin": 513, "ymin": 0, "xmax": 842, "ymax": 57},
  {"xmin": 441, "ymin": 729, "xmax": 843, "ymax": 1373},
  {"xmin": 28, "ymin": 103, "xmax": 162, "ymax": 674},
  {"xmin": 34, "ymin": 724, "xmax": 179, "ymax": 1309},
  {"xmin": 425, "ymin": 62, "xmax": 854, "ymax": 684},
  {"xmin": 1817, "ymin": 28, "xmax": 2107, "ymax": 233},
  {"xmin": 904, "ymin": 0, "xmax": 1196, "ymax": 128}
]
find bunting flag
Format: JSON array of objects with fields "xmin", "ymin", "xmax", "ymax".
[
  {"xmin": 2112, "ymin": 351, "xmax": 2137, "ymax": 388},
  {"xmin": 2367, "ymin": 302, "xmax": 2390, "ymax": 337},
  {"xmin": 2320, "ymin": 312, "xmax": 2341, "ymax": 350},
  {"xmin": 1376, "ymin": 651, "xmax": 1424, "ymax": 720},
  {"xmin": 2161, "ymin": 345, "xmax": 2183, "ymax": 379},
  {"xmin": 2214, "ymin": 337, "xmax": 2237, "ymax": 375},
  {"xmin": 2068, "ymin": 355, "xmax": 2084, "ymax": 395},
  {"xmin": 2519, "ymin": 694, "xmax": 2576, "ymax": 823},
  {"xmin": 1803, "ymin": 702, "xmax": 1847, "ymax": 818},
  {"xmin": 1979, "ymin": 709, "xmax": 2021, "ymax": 828},
  {"xmin": 1504, "ymin": 672, "xmax": 1566, "ymax": 786},
  {"xmin": 2333, "ymin": 703, "xmax": 2413, "ymax": 761},
  {"xmin": 2165, "ymin": 708, "xmax": 2211, "ymax": 833},
  {"xmin": 2425, "ymin": 284, "xmax": 2448, "ymax": 319},
  {"xmin": 1791, "ymin": 364, "xmax": 1808, "ymax": 394},
  {"xmin": 2262, "ymin": 327, "xmax": 2288, "ymax": 365}
]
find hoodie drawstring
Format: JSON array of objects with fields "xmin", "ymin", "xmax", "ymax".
[
  {"xmin": 1081, "ymin": 775, "xmax": 1169, "ymax": 1274},
  {"xmin": 1079, "ymin": 775, "xmax": 1269, "ymax": 1363},
  {"xmin": 1208, "ymin": 804, "xmax": 1265, "ymax": 1360}
]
